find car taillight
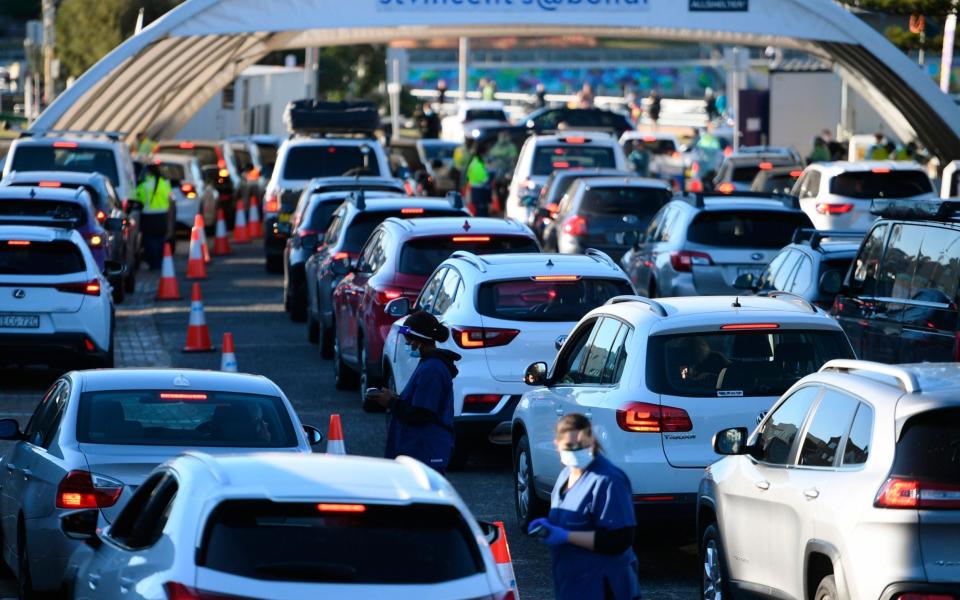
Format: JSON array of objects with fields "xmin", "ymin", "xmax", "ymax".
[
  {"xmin": 374, "ymin": 286, "xmax": 407, "ymax": 304},
  {"xmin": 816, "ymin": 202, "xmax": 854, "ymax": 215},
  {"xmin": 264, "ymin": 192, "xmax": 279, "ymax": 213},
  {"xmin": 86, "ymin": 233, "xmax": 104, "ymax": 248},
  {"xmin": 545, "ymin": 202, "xmax": 560, "ymax": 215},
  {"xmin": 95, "ymin": 210, "xmax": 107, "ymax": 224},
  {"xmin": 56, "ymin": 470, "xmax": 123, "ymax": 509},
  {"xmin": 875, "ymin": 478, "xmax": 960, "ymax": 509},
  {"xmin": 56, "ymin": 279, "xmax": 101, "ymax": 296},
  {"xmin": 616, "ymin": 402, "xmax": 692, "ymax": 433},
  {"xmin": 463, "ymin": 394, "xmax": 502, "ymax": 414},
  {"xmin": 165, "ymin": 582, "xmax": 247, "ymax": 600},
  {"xmin": 896, "ymin": 594, "xmax": 956, "ymax": 600},
  {"xmin": 716, "ymin": 182, "xmax": 735, "ymax": 194},
  {"xmin": 671, "ymin": 151, "xmax": 682, "ymax": 160},
  {"xmin": 561, "ymin": 215, "xmax": 588, "ymax": 236},
  {"xmin": 759, "ymin": 162, "xmax": 774, "ymax": 170},
  {"xmin": 453, "ymin": 326, "xmax": 519, "ymax": 349},
  {"xmin": 670, "ymin": 250, "xmax": 712, "ymax": 272},
  {"xmin": 688, "ymin": 178, "xmax": 704, "ymax": 193}
]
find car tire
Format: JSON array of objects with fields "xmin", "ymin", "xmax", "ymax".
[
  {"xmin": 333, "ymin": 329, "xmax": 358, "ymax": 390},
  {"xmin": 815, "ymin": 575, "xmax": 838, "ymax": 600},
  {"xmin": 290, "ymin": 292, "xmax": 307, "ymax": 322},
  {"xmin": 359, "ymin": 338, "xmax": 383, "ymax": 412},
  {"xmin": 17, "ymin": 521, "xmax": 35, "ymax": 600},
  {"xmin": 648, "ymin": 279, "xmax": 658, "ymax": 299},
  {"xmin": 514, "ymin": 434, "xmax": 548, "ymax": 529},
  {"xmin": 319, "ymin": 317, "xmax": 335, "ymax": 360},
  {"xmin": 700, "ymin": 523, "xmax": 731, "ymax": 600},
  {"xmin": 307, "ymin": 312, "xmax": 320, "ymax": 344},
  {"xmin": 112, "ymin": 279, "xmax": 125, "ymax": 304},
  {"xmin": 265, "ymin": 254, "xmax": 283, "ymax": 274},
  {"xmin": 123, "ymin": 265, "xmax": 136, "ymax": 294}
]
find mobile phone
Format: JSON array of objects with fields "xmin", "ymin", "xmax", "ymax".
[{"xmin": 529, "ymin": 524, "xmax": 549, "ymax": 539}]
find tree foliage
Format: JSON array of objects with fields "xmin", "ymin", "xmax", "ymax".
[
  {"xmin": 318, "ymin": 45, "xmax": 386, "ymax": 102},
  {"xmin": 839, "ymin": 0, "xmax": 959, "ymax": 51}
]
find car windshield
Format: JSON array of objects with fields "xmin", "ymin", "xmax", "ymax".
[
  {"xmin": 283, "ymin": 146, "xmax": 381, "ymax": 179},
  {"xmin": 0, "ymin": 200, "xmax": 87, "ymax": 228},
  {"xmin": 892, "ymin": 408, "xmax": 960, "ymax": 484},
  {"xmin": 580, "ymin": 186, "xmax": 672, "ymax": 217},
  {"xmin": 464, "ymin": 109, "xmax": 507, "ymax": 121},
  {"xmin": 0, "ymin": 240, "xmax": 85, "ymax": 275},
  {"xmin": 399, "ymin": 236, "xmax": 539, "ymax": 276},
  {"xmin": 688, "ymin": 210, "xmax": 812, "ymax": 249},
  {"xmin": 477, "ymin": 278, "xmax": 633, "ymax": 322},
  {"xmin": 75, "ymin": 390, "xmax": 299, "ymax": 447},
  {"xmin": 11, "ymin": 146, "xmax": 120, "ymax": 187},
  {"xmin": 532, "ymin": 145, "xmax": 616, "ymax": 176},
  {"xmin": 154, "ymin": 145, "xmax": 219, "ymax": 168},
  {"xmin": 199, "ymin": 501, "xmax": 484, "ymax": 584},
  {"xmin": 646, "ymin": 330, "xmax": 854, "ymax": 398},
  {"xmin": 342, "ymin": 209, "xmax": 463, "ymax": 253},
  {"xmin": 830, "ymin": 171, "xmax": 933, "ymax": 199}
]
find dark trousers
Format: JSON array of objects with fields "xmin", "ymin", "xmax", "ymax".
[
  {"xmin": 141, "ymin": 212, "xmax": 168, "ymax": 270},
  {"xmin": 470, "ymin": 185, "xmax": 492, "ymax": 217}
]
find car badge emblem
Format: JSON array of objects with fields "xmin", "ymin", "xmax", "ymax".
[
  {"xmin": 12, "ymin": 289, "xmax": 25, "ymax": 299},
  {"xmin": 757, "ymin": 410, "xmax": 768, "ymax": 424},
  {"xmin": 555, "ymin": 334, "xmax": 568, "ymax": 351},
  {"xmin": 462, "ymin": 220, "xmax": 471, "ymax": 232},
  {"xmin": 751, "ymin": 252, "xmax": 763, "ymax": 261},
  {"xmin": 172, "ymin": 374, "xmax": 191, "ymax": 387}
]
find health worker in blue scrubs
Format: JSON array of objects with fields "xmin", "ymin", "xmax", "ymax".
[{"xmin": 528, "ymin": 413, "xmax": 641, "ymax": 600}]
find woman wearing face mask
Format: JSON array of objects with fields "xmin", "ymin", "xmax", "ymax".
[
  {"xmin": 371, "ymin": 311, "xmax": 460, "ymax": 473},
  {"xmin": 528, "ymin": 413, "xmax": 641, "ymax": 600}
]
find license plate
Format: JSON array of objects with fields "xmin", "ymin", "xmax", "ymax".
[
  {"xmin": 278, "ymin": 213, "xmax": 291, "ymax": 223},
  {"xmin": 0, "ymin": 314, "xmax": 39, "ymax": 328}
]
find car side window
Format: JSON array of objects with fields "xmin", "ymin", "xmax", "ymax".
[
  {"xmin": 642, "ymin": 206, "xmax": 666, "ymax": 244},
  {"xmin": 602, "ymin": 322, "xmax": 632, "ymax": 385},
  {"xmin": 756, "ymin": 251, "xmax": 789, "ymax": 291},
  {"xmin": 432, "ymin": 269, "xmax": 461, "ymax": 315},
  {"xmin": 877, "ymin": 224, "xmax": 923, "ymax": 299},
  {"xmin": 851, "ymin": 224, "xmax": 888, "ymax": 295},
  {"xmin": 553, "ymin": 318, "xmax": 598, "ymax": 385},
  {"xmin": 772, "ymin": 251, "xmax": 801, "ymax": 292},
  {"xmin": 109, "ymin": 473, "xmax": 164, "ymax": 544},
  {"xmin": 910, "ymin": 226, "xmax": 960, "ymax": 304},
  {"xmin": 580, "ymin": 317, "xmax": 623, "ymax": 385},
  {"xmin": 798, "ymin": 388, "xmax": 860, "ymax": 467},
  {"xmin": 23, "ymin": 382, "xmax": 61, "ymax": 447},
  {"xmin": 788, "ymin": 255, "xmax": 813, "ymax": 294},
  {"xmin": 842, "ymin": 402, "xmax": 873, "ymax": 466},
  {"xmin": 417, "ymin": 268, "xmax": 447, "ymax": 313},
  {"xmin": 41, "ymin": 383, "xmax": 69, "ymax": 449},
  {"xmin": 324, "ymin": 211, "xmax": 346, "ymax": 248},
  {"xmin": 756, "ymin": 385, "xmax": 820, "ymax": 465},
  {"xmin": 356, "ymin": 231, "xmax": 383, "ymax": 274},
  {"xmin": 110, "ymin": 473, "xmax": 178, "ymax": 550}
]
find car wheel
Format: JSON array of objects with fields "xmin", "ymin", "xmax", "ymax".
[
  {"xmin": 701, "ymin": 523, "xmax": 731, "ymax": 600},
  {"xmin": 514, "ymin": 434, "xmax": 548, "ymax": 529},
  {"xmin": 648, "ymin": 279, "xmax": 658, "ymax": 299},
  {"xmin": 265, "ymin": 254, "xmax": 283, "ymax": 274},
  {"xmin": 290, "ymin": 290, "xmax": 307, "ymax": 322},
  {"xmin": 319, "ymin": 317, "xmax": 334, "ymax": 360},
  {"xmin": 307, "ymin": 311, "xmax": 319, "ymax": 344},
  {"xmin": 112, "ymin": 279, "xmax": 125, "ymax": 304},
  {"xmin": 332, "ymin": 329, "xmax": 358, "ymax": 390},
  {"xmin": 815, "ymin": 575, "xmax": 838, "ymax": 600},
  {"xmin": 17, "ymin": 521, "xmax": 34, "ymax": 600},
  {"xmin": 123, "ymin": 265, "xmax": 136, "ymax": 294},
  {"xmin": 360, "ymin": 339, "xmax": 384, "ymax": 412}
]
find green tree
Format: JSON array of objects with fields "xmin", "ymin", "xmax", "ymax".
[
  {"xmin": 839, "ymin": 0, "xmax": 959, "ymax": 51},
  {"xmin": 55, "ymin": 0, "xmax": 182, "ymax": 78},
  {"xmin": 318, "ymin": 45, "xmax": 386, "ymax": 101}
]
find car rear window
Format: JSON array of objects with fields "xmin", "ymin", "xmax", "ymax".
[
  {"xmin": 155, "ymin": 145, "xmax": 219, "ymax": 167},
  {"xmin": 156, "ymin": 163, "xmax": 186, "ymax": 183},
  {"xmin": 283, "ymin": 146, "xmax": 382, "ymax": 180},
  {"xmin": 754, "ymin": 173, "xmax": 799, "ymax": 193},
  {"xmin": 532, "ymin": 145, "xmax": 616, "ymax": 176},
  {"xmin": 399, "ymin": 236, "xmax": 539, "ymax": 276},
  {"xmin": 304, "ymin": 201, "xmax": 341, "ymax": 234},
  {"xmin": 75, "ymin": 390, "xmax": 298, "ymax": 448},
  {"xmin": 688, "ymin": 210, "xmax": 812, "ymax": 249},
  {"xmin": 199, "ymin": 501, "xmax": 484, "ymax": 584},
  {"xmin": 0, "ymin": 200, "xmax": 87, "ymax": 227},
  {"xmin": 580, "ymin": 186, "xmax": 672, "ymax": 217},
  {"xmin": 423, "ymin": 144, "xmax": 457, "ymax": 162},
  {"xmin": 0, "ymin": 240, "xmax": 85, "ymax": 275},
  {"xmin": 11, "ymin": 146, "xmax": 120, "ymax": 187},
  {"xmin": 892, "ymin": 408, "xmax": 960, "ymax": 484},
  {"xmin": 477, "ymin": 277, "xmax": 633, "ymax": 322},
  {"xmin": 342, "ymin": 209, "xmax": 462, "ymax": 253},
  {"xmin": 465, "ymin": 109, "xmax": 507, "ymax": 121},
  {"xmin": 624, "ymin": 139, "xmax": 677, "ymax": 155},
  {"xmin": 829, "ymin": 170, "xmax": 933, "ymax": 199},
  {"xmin": 646, "ymin": 329, "xmax": 854, "ymax": 398},
  {"xmin": 256, "ymin": 143, "xmax": 278, "ymax": 169},
  {"xmin": 732, "ymin": 166, "xmax": 763, "ymax": 183}
]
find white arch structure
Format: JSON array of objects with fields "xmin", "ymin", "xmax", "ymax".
[{"xmin": 31, "ymin": 0, "xmax": 960, "ymax": 160}]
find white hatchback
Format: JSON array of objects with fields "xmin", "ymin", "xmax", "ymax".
[{"xmin": 511, "ymin": 294, "xmax": 855, "ymax": 530}]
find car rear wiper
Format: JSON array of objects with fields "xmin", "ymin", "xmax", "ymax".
[{"xmin": 253, "ymin": 561, "xmax": 357, "ymax": 582}]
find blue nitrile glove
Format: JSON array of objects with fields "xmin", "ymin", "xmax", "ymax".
[{"xmin": 527, "ymin": 517, "xmax": 569, "ymax": 546}]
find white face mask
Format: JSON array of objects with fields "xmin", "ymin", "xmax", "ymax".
[{"xmin": 559, "ymin": 447, "xmax": 593, "ymax": 469}]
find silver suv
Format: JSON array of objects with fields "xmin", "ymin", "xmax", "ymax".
[{"xmin": 698, "ymin": 360, "xmax": 960, "ymax": 600}]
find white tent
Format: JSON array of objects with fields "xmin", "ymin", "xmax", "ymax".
[{"xmin": 31, "ymin": 0, "xmax": 960, "ymax": 160}]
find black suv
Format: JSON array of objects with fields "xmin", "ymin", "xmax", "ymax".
[{"xmin": 833, "ymin": 199, "xmax": 960, "ymax": 363}]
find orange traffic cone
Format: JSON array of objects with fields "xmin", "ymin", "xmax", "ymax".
[
  {"xmin": 326, "ymin": 414, "xmax": 345, "ymax": 455},
  {"xmin": 220, "ymin": 332, "xmax": 238, "ymax": 372},
  {"xmin": 186, "ymin": 225, "xmax": 208, "ymax": 280},
  {"xmin": 194, "ymin": 213, "xmax": 211, "ymax": 264},
  {"xmin": 248, "ymin": 196, "xmax": 263, "ymax": 238},
  {"xmin": 213, "ymin": 209, "xmax": 231, "ymax": 256},
  {"xmin": 155, "ymin": 243, "xmax": 180, "ymax": 300},
  {"xmin": 233, "ymin": 199, "xmax": 250, "ymax": 244},
  {"xmin": 183, "ymin": 283, "xmax": 214, "ymax": 352},
  {"xmin": 491, "ymin": 521, "xmax": 519, "ymax": 599}
]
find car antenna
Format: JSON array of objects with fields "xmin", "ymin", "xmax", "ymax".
[{"xmin": 732, "ymin": 297, "xmax": 742, "ymax": 308}]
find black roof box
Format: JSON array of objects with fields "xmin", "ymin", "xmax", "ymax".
[
  {"xmin": 284, "ymin": 100, "xmax": 380, "ymax": 135},
  {"xmin": 870, "ymin": 199, "xmax": 960, "ymax": 221}
]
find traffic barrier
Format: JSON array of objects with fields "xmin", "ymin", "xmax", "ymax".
[
  {"xmin": 326, "ymin": 414, "xmax": 346, "ymax": 455},
  {"xmin": 185, "ymin": 225, "xmax": 208, "ymax": 280},
  {"xmin": 194, "ymin": 213, "xmax": 211, "ymax": 264},
  {"xmin": 183, "ymin": 283, "xmax": 214, "ymax": 352},
  {"xmin": 213, "ymin": 209, "xmax": 231, "ymax": 256},
  {"xmin": 248, "ymin": 196, "xmax": 263, "ymax": 238},
  {"xmin": 155, "ymin": 243, "xmax": 181, "ymax": 300},
  {"xmin": 233, "ymin": 199, "xmax": 250, "ymax": 244},
  {"xmin": 491, "ymin": 521, "xmax": 519, "ymax": 599},
  {"xmin": 221, "ymin": 332, "xmax": 238, "ymax": 372}
]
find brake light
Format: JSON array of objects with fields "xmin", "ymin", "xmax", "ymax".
[
  {"xmin": 545, "ymin": 202, "xmax": 560, "ymax": 215},
  {"xmin": 453, "ymin": 236, "xmax": 490, "ymax": 242},
  {"xmin": 561, "ymin": 215, "xmax": 588, "ymax": 237},
  {"xmin": 453, "ymin": 327, "xmax": 519, "ymax": 349},
  {"xmin": 180, "ymin": 183, "xmax": 195, "ymax": 194},
  {"xmin": 7, "ymin": 240, "xmax": 30, "ymax": 246},
  {"xmin": 53, "ymin": 141, "xmax": 78, "ymax": 149},
  {"xmin": 672, "ymin": 151, "xmax": 682, "ymax": 160},
  {"xmin": 688, "ymin": 178, "xmax": 704, "ymax": 193},
  {"xmin": 720, "ymin": 323, "xmax": 780, "ymax": 330},
  {"xmin": 563, "ymin": 136, "xmax": 587, "ymax": 144},
  {"xmin": 56, "ymin": 470, "xmax": 123, "ymax": 509},
  {"xmin": 723, "ymin": 146, "xmax": 733, "ymax": 157},
  {"xmin": 790, "ymin": 170, "xmax": 803, "ymax": 177},
  {"xmin": 717, "ymin": 182, "xmax": 735, "ymax": 194},
  {"xmin": 56, "ymin": 280, "xmax": 101, "ymax": 296},
  {"xmin": 374, "ymin": 287, "xmax": 404, "ymax": 304},
  {"xmin": 759, "ymin": 162, "xmax": 774, "ymax": 170},
  {"xmin": 553, "ymin": 161, "xmax": 571, "ymax": 168},
  {"xmin": 670, "ymin": 250, "xmax": 712, "ymax": 272},
  {"xmin": 532, "ymin": 275, "xmax": 581, "ymax": 282},
  {"xmin": 164, "ymin": 582, "xmax": 248, "ymax": 600},
  {"xmin": 872, "ymin": 167, "xmax": 892, "ymax": 174},
  {"xmin": 95, "ymin": 210, "xmax": 107, "ymax": 224},
  {"xmin": 816, "ymin": 202, "xmax": 854, "ymax": 215},
  {"xmin": 463, "ymin": 394, "xmax": 502, "ymax": 414},
  {"xmin": 642, "ymin": 136, "xmax": 657, "ymax": 143},
  {"xmin": 875, "ymin": 478, "xmax": 960, "ymax": 509},
  {"xmin": 616, "ymin": 402, "xmax": 692, "ymax": 433},
  {"xmin": 401, "ymin": 207, "xmax": 424, "ymax": 214},
  {"xmin": 264, "ymin": 192, "xmax": 279, "ymax": 213},
  {"xmin": 83, "ymin": 337, "xmax": 96, "ymax": 352},
  {"xmin": 178, "ymin": 142, "xmax": 196, "ymax": 149},
  {"xmin": 159, "ymin": 392, "xmax": 208, "ymax": 401},
  {"xmin": 317, "ymin": 503, "xmax": 366, "ymax": 513},
  {"xmin": 38, "ymin": 181, "xmax": 61, "ymax": 188},
  {"xmin": 332, "ymin": 251, "xmax": 350, "ymax": 261},
  {"xmin": 218, "ymin": 168, "xmax": 229, "ymax": 178},
  {"xmin": 327, "ymin": 147, "xmax": 337, "ymax": 154},
  {"xmin": 86, "ymin": 234, "xmax": 104, "ymax": 248}
]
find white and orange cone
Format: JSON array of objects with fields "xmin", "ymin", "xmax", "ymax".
[
  {"xmin": 220, "ymin": 332, "xmax": 238, "ymax": 372},
  {"xmin": 194, "ymin": 213, "xmax": 211, "ymax": 265},
  {"xmin": 233, "ymin": 199, "xmax": 250, "ymax": 244},
  {"xmin": 155, "ymin": 243, "xmax": 181, "ymax": 300},
  {"xmin": 491, "ymin": 521, "xmax": 520, "ymax": 599},
  {"xmin": 213, "ymin": 208, "xmax": 231, "ymax": 256},
  {"xmin": 326, "ymin": 414, "xmax": 346, "ymax": 455},
  {"xmin": 248, "ymin": 196, "xmax": 263, "ymax": 238},
  {"xmin": 183, "ymin": 283, "xmax": 214, "ymax": 352},
  {"xmin": 186, "ymin": 225, "xmax": 208, "ymax": 280}
]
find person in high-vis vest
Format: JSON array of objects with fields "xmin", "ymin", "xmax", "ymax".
[
  {"xmin": 467, "ymin": 147, "xmax": 492, "ymax": 217},
  {"xmin": 137, "ymin": 164, "xmax": 172, "ymax": 270}
]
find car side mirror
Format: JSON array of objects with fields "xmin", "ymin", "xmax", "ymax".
[
  {"xmin": 104, "ymin": 217, "xmax": 124, "ymax": 233},
  {"xmin": 0, "ymin": 418, "xmax": 22, "ymax": 440},
  {"xmin": 300, "ymin": 234, "xmax": 319, "ymax": 252},
  {"xmin": 818, "ymin": 270, "xmax": 842, "ymax": 296},
  {"xmin": 104, "ymin": 260, "xmax": 127, "ymax": 279},
  {"xmin": 302, "ymin": 425, "xmax": 324, "ymax": 446},
  {"xmin": 385, "ymin": 297, "xmax": 411, "ymax": 318},
  {"xmin": 733, "ymin": 273, "xmax": 756, "ymax": 291},
  {"xmin": 476, "ymin": 520, "xmax": 501, "ymax": 546},
  {"xmin": 330, "ymin": 257, "xmax": 352, "ymax": 277},
  {"xmin": 61, "ymin": 509, "xmax": 99, "ymax": 542},
  {"xmin": 713, "ymin": 427, "xmax": 750, "ymax": 455},
  {"xmin": 524, "ymin": 362, "xmax": 548, "ymax": 386},
  {"xmin": 555, "ymin": 335, "xmax": 568, "ymax": 351}
]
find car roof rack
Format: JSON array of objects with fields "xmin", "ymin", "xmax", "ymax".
[
  {"xmin": 870, "ymin": 198, "xmax": 960, "ymax": 222},
  {"xmin": 682, "ymin": 190, "xmax": 801, "ymax": 210},
  {"xmin": 604, "ymin": 295, "xmax": 668, "ymax": 317},
  {"xmin": 760, "ymin": 290, "xmax": 817, "ymax": 313},
  {"xmin": 790, "ymin": 228, "xmax": 866, "ymax": 250},
  {"xmin": 21, "ymin": 129, "xmax": 126, "ymax": 142},
  {"xmin": 819, "ymin": 359, "xmax": 921, "ymax": 394},
  {"xmin": 584, "ymin": 248, "xmax": 618, "ymax": 269},
  {"xmin": 449, "ymin": 250, "xmax": 487, "ymax": 273}
]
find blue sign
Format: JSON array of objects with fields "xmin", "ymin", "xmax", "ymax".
[
  {"xmin": 378, "ymin": 0, "xmax": 650, "ymax": 11},
  {"xmin": 689, "ymin": 0, "xmax": 748, "ymax": 10}
]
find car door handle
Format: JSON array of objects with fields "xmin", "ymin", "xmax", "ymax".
[
  {"xmin": 88, "ymin": 573, "xmax": 101, "ymax": 590},
  {"xmin": 20, "ymin": 468, "xmax": 32, "ymax": 479},
  {"xmin": 755, "ymin": 480, "xmax": 770, "ymax": 491},
  {"xmin": 804, "ymin": 488, "xmax": 820, "ymax": 500}
]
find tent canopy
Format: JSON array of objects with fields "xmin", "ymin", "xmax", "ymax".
[{"xmin": 32, "ymin": 0, "xmax": 960, "ymax": 160}]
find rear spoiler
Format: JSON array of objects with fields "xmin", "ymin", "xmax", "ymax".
[{"xmin": 678, "ymin": 191, "xmax": 800, "ymax": 210}]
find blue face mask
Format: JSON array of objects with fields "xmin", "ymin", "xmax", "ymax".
[{"xmin": 405, "ymin": 341, "xmax": 421, "ymax": 359}]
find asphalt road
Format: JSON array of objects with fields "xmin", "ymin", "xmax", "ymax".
[{"xmin": 0, "ymin": 237, "xmax": 699, "ymax": 600}]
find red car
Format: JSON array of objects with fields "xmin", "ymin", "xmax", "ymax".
[{"xmin": 332, "ymin": 217, "xmax": 540, "ymax": 404}]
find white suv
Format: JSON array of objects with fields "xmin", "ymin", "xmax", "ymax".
[
  {"xmin": 0, "ymin": 226, "xmax": 118, "ymax": 368},
  {"xmin": 382, "ymin": 250, "xmax": 635, "ymax": 458},
  {"xmin": 699, "ymin": 361, "xmax": 960, "ymax": 600},
  {"xmin": 511, "ymin": 294, "xmax": 854, "ymax": 529}
]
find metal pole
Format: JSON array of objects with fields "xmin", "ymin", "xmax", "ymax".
[
  {"xmin": 41, "ymin": 0, "xmax": 54, "ymax": 105},
  {"xmin": 389, "ymin": 59, "xmax": 401, "ymax": 143},
  {"xmin": 941, "ymin": 2, "xmax": 958, "ymax": 94},
  {"xmin": 731, "ymin": 47, "xmax": 742, "ymax": 152},
  {"xmin": 458, "ymin": 37, "xmax": 469, "ymax": 103}
]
